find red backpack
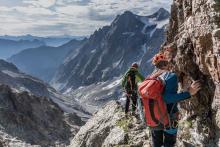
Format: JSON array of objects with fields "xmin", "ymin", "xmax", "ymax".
[{"xmin": 138, "ymin": 71, "xmax": 170, "ymax": 128}]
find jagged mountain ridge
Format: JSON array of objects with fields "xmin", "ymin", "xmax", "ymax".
[
  {"xmin": 51, "ymin": 8, "xmax": 169, "ymax": 92},
  {"xmin": 8, "ymin": 39, "xmax": 87, "ymax": 82}
]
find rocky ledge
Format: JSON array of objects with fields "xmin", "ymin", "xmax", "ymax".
[
  {"xmin": 69, "ymin": 101, "xmax": 151, "ymax": 147},
  {"xmin": 69, "ymin": 100, "xmax": 215, "ymax": 147}
]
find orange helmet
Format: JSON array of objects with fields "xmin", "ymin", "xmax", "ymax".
[{"xmin": 152, "ymin": 53, "xmax": 168, "ymax": 65}]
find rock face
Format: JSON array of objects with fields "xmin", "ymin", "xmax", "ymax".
[
  {"xmin": 0, "ymin": 84, "xmax": 71, "ymax": 146},
  {"xmin": 8, "ymin": 39, "xmax": 87, "ymax": 82},
  {"xmin": 164, "ymin": 0, "xmax": 220, "ymax": 146},
  {"xmin": 69, "ymin": 101, "xmax": 151, "ymax": 147},
  {"xmin": 51, "ymin": 9, "xmax": 169, "ymax": 92}
]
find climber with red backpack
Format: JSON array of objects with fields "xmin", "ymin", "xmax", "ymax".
[
  {"xmin": 121, "ymin": 62, "xmax": 144, "ymax": 117},
  {"xmin": 138, "ymin": 52, "xmax": 201, "ymax": 147}
]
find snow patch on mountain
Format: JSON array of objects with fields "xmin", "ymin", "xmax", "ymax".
[
  {"xmin": 138, "ymin": 14, "xmax": 169, "ymax": 35},
  {"xmin": 139, "ymin": 17, "xmax": 151, "ymax": 34},
  {"xmin": 122, "ymin": 32, "xmax": 135, "ymax": 36},
  {"xmin": 113, "ymin": 59, "xmax": 122, "ymax": 68},
  {"xmin": 149, "ymin": 18, "xmax": 169, "ymax": 28},
  {"xmin": 139, "ymin": 16, "xmax": 150, "ymax": 25},
  {"xmin": 150, "ymin": 27, "xmax": 157, "ymax": 37},
  {"xmin": 91, "ymin": 49, "xmax": 96, "ymax": 53},
  {"xmin": 2, "ymin": 70, "xmax": 22, "ymax": 78},
  {"xmin": 102, "ymin": 78, "xmax": 121, "ymax": 90},
  {"xmin": 52, "ymin": 81, "xmax": 68, "ymax": 91},
  {"xmin": 64, "ymin": 77, "xmax": 123, "ymax": 113},
  {"xmin": 141, "ymin": 43, "xmax": 147, "ymax": 54}
]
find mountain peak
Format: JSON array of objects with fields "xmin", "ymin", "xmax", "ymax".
[
  {"xmin": 148, "ymin": 8, "xmax": 170, "ymax": 21},
  {"xmin": 111, "ymin": 10, "xmax": 139, "ymax": 27},
  {"xmin": 122, "ymin": 11, "xmax": 134, "ymax": 16},
  {"xmin": 119, "ymin": 11, "xmax": 137, "ymax": 20},
  {"xmin": 158, "ymin": 8, "xmax": 169, "ymax": 13}
]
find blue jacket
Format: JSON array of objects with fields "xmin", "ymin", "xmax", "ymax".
[{"xmin": 160, "ymin": 72, "xmax": 191, "ymax": 134}]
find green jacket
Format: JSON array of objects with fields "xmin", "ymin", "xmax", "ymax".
[{"xmin": 121, "ymin": 67, "xmax": 145, "ymax": 91}]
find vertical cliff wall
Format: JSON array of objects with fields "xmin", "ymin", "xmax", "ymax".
[{"xmin": 165, "ymin": 0, "xmax": 220, "ymax": 146}]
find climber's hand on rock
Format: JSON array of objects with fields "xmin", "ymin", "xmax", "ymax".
[{"xmin": 189, "ymin": 80, "xmax": 201, "ymax": 96}]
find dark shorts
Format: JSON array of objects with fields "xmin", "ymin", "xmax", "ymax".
[{"xmin": 151, "ymin": 129, "xmax": 177, "ymax": 147}]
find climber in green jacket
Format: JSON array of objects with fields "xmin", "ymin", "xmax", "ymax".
[{"xmin": 121, "ymin": 63, "xmax": 144, "ymax": 117}]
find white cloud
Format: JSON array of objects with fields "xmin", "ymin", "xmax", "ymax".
[
  {"xmin": 23, "ymin": 0, "xmax": 56, "ymax": 8},
  {"xmin": 55, "ymin": 5, "xmax": 89, "ymax": 16},
  {"xmin": 0, "ymin": 6, "xmax": 12, "ymax": 12},
  {"xmin": 89, "ymin": 0, "xmax": 171, "ymax": 16},
  {"xmin": 0, "ymin": 0, "xmax": 25, "ymax": 7},
  {"xmin": 0, "ymin": 0, "xmax": 172, "ymax": 36},
  {"xmin": 14, "ymin": 6, "xmax": 55, "ymax": 15}
]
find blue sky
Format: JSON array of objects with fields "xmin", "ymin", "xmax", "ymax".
[{"xmin": 0, "ymin": 0, "xmax": 172, "ymax": 36}]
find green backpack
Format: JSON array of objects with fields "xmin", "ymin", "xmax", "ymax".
[{"xmin": 122, "ymin": 70, "xmax": 136, "ymax": 92}]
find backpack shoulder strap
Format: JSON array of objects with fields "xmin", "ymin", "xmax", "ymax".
[
  {"xmin": 158, "ymin": 72, "xmax": 167, "ymax": 86},
  {"xmin": 149, "ymin": 70, "xmax": 165, "ymax": 79}
]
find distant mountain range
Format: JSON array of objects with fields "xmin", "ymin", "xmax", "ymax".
[
  {"xmin": 0, "ymin": 34, "xmax": 85, "ymax": 47},
  {"xmin": 0, "ymin": 34, "xmax": 86, "ymax": 59},
  {"xmin": 8, "ymin": 39, "xmax": 87, "ymax": 82},
  {"xmin": 0, "ymin": 38, "xmax": 45, "ymax": 59}
]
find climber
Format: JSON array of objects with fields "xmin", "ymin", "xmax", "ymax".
[
  {"xmin": 121, "ymin": 62, "xmax": 144, "ymax": 117},
  {"xmin": 148, "ymin": 52, "xmax": 201, "ymax": 147}
]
